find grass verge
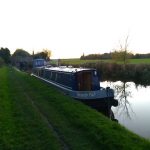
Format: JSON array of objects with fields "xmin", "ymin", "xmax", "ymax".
[{"xmin": 0, "ymin": 66, "xmax": 150, "ymax": 150}]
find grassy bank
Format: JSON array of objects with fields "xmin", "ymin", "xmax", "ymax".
[{"xmin": 0, "ymin": 67, "xmax": 150, "ymax": 149}]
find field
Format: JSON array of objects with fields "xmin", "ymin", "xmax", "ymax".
[
  {"xmin": 129, "ymin": 58, "xmax": 150, "ymax": 64},
  {"xmin": 0, "ymin": 67, "xmax": 150, "ymax": 150},
  {"xmin": 60, "ymin": 58, "xmax": 150, "ymax": 65}
]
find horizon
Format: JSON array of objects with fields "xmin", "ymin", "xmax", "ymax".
[{"xmin": 1, "ymin": 0, "xmax": 150, "ymax": 59}]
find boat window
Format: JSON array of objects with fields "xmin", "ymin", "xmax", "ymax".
[{"xmin": 53, "ymin": 72, "xmax": 72, "ymax": 88}]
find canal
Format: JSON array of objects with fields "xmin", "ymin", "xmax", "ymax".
[{"xmin": 101, "ymin": 81, "xmax": 150, "ymax": 139}]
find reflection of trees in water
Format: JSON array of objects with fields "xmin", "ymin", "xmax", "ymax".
[{"xmin": 113, "ymin": 82, "xmax": 134, "ymax": 119}]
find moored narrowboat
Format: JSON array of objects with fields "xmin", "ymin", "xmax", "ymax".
[{"xmin": 32, "ymin": 59, "xmax": 118, "ymax": 119}]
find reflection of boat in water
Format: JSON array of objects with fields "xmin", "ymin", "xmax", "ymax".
[{"xmin": 32, "ymin": 59, "xmax": 118, "ymax": 120}]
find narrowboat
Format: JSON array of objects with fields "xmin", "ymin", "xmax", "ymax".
[{"xmin": 32, "ymin": 59, "xmax": 118, "ymax": 119}]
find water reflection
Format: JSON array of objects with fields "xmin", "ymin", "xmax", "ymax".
[
  {"xmin": 113, "ymin": 82, "xmax": 134, "ymax": 119},
  {"xmin": 101, "ymin": 81, "xmax": 150, "ymax": 139}
]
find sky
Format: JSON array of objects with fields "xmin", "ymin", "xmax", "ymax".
[{"xmin": 0, "ymin": 0, "xmax": 150, "ymax": 58}]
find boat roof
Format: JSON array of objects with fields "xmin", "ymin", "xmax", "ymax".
[{"xmin": 43, "ymin": 66, "xmax": 96, "ymax": 73}]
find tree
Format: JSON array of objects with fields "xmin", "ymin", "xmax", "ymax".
[
  {"xmin": 112, "ymin": 36, "xmax": 131, "ymax": 68},
  {"xmin": 33, "ymin": 49, "xmax": 51, "ymax": 61},
  {"xmin": 80, "ymin": 54, "xmax": 101, "ymax": 60},
  {"xmin": 0, "ymin": 47, "xmax": 11, "ymax": 64},
  {"xmin": 80, "ymin": 53, "xmax": 111, "ymax": 60},
  {"xmin": 11, "ymin": 49, "xmax": 32, "ymax": 70},
  {"xmin": 12, "ymin": 49, "xmax": 31, "ymax": 57},
  {"xmin": 43, "ymin": 49, "xmax": 51, "ymax": 60}
]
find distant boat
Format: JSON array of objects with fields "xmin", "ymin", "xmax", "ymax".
[{"xmin": 32, "ymin": 59, "xmax": 118, "ymax": 119}]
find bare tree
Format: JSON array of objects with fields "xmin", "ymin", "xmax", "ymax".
[{"xmin": 112, "ymin": 35, "xmax": 131, "ymax": 69}]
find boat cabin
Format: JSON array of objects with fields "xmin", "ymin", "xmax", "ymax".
[{"xmin": 33, "ymin": 59, "xmax": 46, "ymax": 68}]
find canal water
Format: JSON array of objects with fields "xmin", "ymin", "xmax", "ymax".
[{"xmin": 101, "ymin": 81, "xmax": 150, "ymax": 139}]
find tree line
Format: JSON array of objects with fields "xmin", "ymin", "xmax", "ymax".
[
  {"xmin": 80, "ymin": 52, "xmax": 150, "ymax": 60},
  {"xmin": 0, "ymin": 47, "xmax": 51, "ymax": 69}
]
